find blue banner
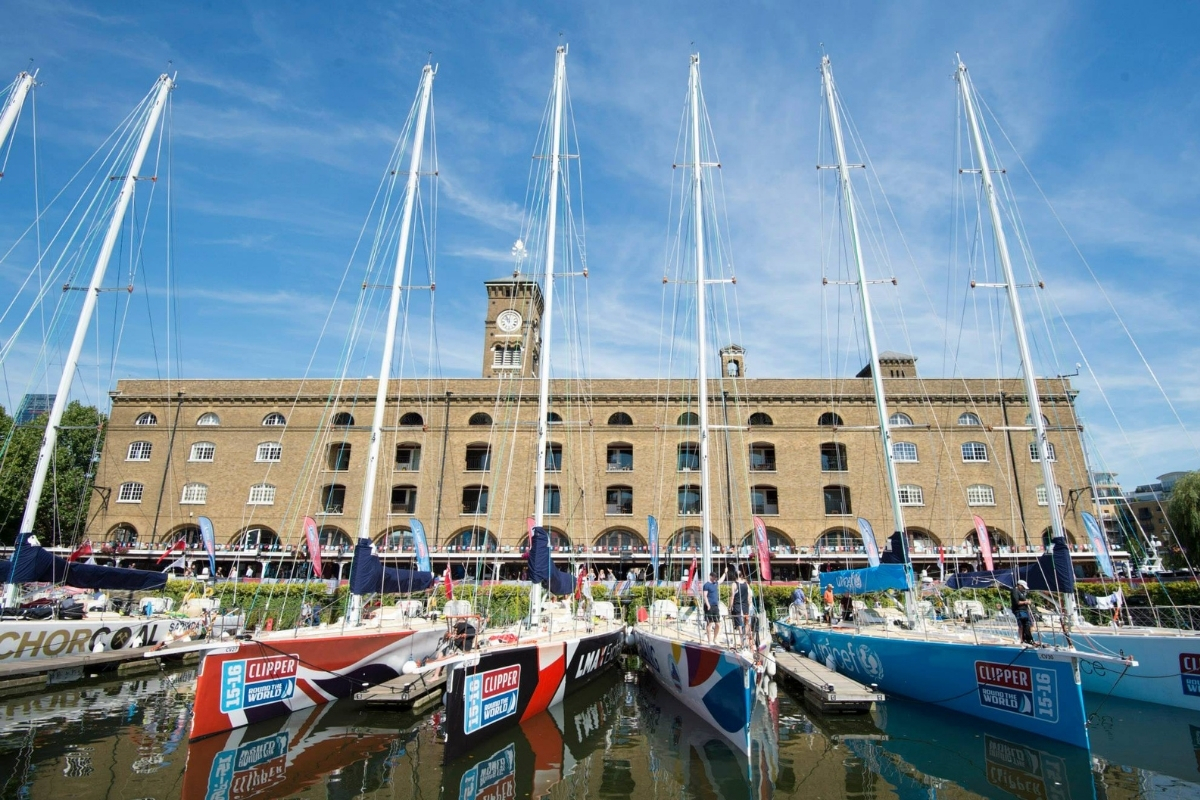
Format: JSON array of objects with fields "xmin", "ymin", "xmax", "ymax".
[
  {"xmin": 1082, "ymin": 512, "xmax": 1114, "ymax": 579},
  {"xmin": 647, "ymin": 515, "xmax": 659, "ymax": 586},
  {"xmin": 410, "ymin": 518, "xmax": 432, "ymax": 573},
  {"xmin": 857, "ymin": 517, "xmax": 881, "ymax": 568},
  {"xmin": 818, "ymin": 563, "xmax": 911, "ymax": 595},
  {"xmin": 198, "ymin": 516, "xmax": 218, "ymax": 578}
]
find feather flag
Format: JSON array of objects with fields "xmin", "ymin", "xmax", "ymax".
[
  {"xmin": 856, "ymin": 517, "xmax": 881, "ymax": 568},
  {"xmin": 972, "ymin": 515, "xmax": 995, "ymax": 571},
  {"xmin": 685, "ymin": 557, "xmax": 700, "ymax": 596},
  {"xmin": 753, "ymin": 516, "xmax": 773, "ymax": 581},
  {"xmin": 303, "ymin": 516, "xmax": 323, "ymax": 579},
  {"xmin": 198, "ymin": 517, "xmax": 218, "ymax": 578},
  {"xmin": 1082, "ymin": 512, "xmax": 1115, "ymax": 579},
  {"xmin": 409, "ymin": 518, "xmax": 432, "ymax": 573},
  {"xmin": 67, "ymin": 541, "xmax": 93, "ymax": 563},
  {"xmin": 647, "ymin": 514, "xmax": 659, "ymax": 587},
  {"xmin": 156, "ymin": 538, "xmax": 187, "ymax": 565}
]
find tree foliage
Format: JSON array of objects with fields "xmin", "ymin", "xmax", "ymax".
[
  {"xmin": 1168, "ymin": 471, "xmax": 1200, "ymax": 562},
  {"xmin": 0, "ymin": 402, "xmax": 106, "ymax": 546}
]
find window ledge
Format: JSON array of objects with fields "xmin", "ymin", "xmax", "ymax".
[{"xmin": 116, "ymin": 499, "xmax": 142, "ymax": 504}]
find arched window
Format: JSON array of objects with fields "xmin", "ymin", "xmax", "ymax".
[
  {"xmin": 1025, "ymin": 413, "xmax": 1051, "ymax": 427},
  {"xmin": 608, "ymin": 412, "xmax": 633, "ymax": 426},
  {"xmin": 247, "ymin": 483, "xmax": 275, "ymax": 505},
  {"xmin": 669, "ymin": 528, "xmax": 718, "ymax": 552},
  {"xmin": 469, "ymin": 412, "xmax": 493, "ymax": 426},
  {"xmin": 400, "ymin": 412, "xmax": 424, "ymax": 426},
  {"xmin": 377, "ymin": 527, "xmax": 413, "ymax": 551},
  {"xmin": 957, "ymin": 412, "xmax": 982, "ymax": 427},
  {"xmin": 262, "ymin": 412, "xmax": 287, "ymax": 426},
  {"xmin": 888, "ymin": 412, "xmax": 913, "ymax": 427},
  {"xmin": 749, "ymin": 443, "xmax": 776, "ymax": 471},
  {"xmin": 135, "ymin": 412, "xmax": 158, "ymax": 426},
  {"xmin": 236, "ymin": 527, "xmax": 281, "ymax": 550},
  {"xmin": 545, "ymin": 443, "xmax": 563, "ymax": 471},
  {"xmin": 546, "ymin": 411, "xmax": 563, "ymax": 424},
  {"xmin": 256, "ymin": 442, "xmax": 282, "ymax": 462},
  {"xmin": 606, "ymin": 443, "xmax": 633, "ymax": 471},
  {"xmin": 189, "ymin": 442, "xmax": 216, "ymax": 462},
  {"xmin": 395, "ymin": 443, "xmax": 421, "ymax": 471},
  {"xmin": 108, "ymin": 523, "xmax": 138, "ymax": 546},
  {"xmin": 127, "ymin": 441, "xmax": 152, "ymax": 461},
  {"xmin": 448, "ymin": 527, "xmax": 498, "ymax": 552},
  {"xmin": 818, "ymin": 412, "xmax": 843, "ymax": 426},
  {"xmin": 740, "ymin": 528, "xmax": 794, "ymax": 550},
  {"xmin": 1036, "ymin": 484, "xmax": 1064, "ymax": 507},
  {"xmin": 823, "ymin": 485, "xmax": 851, "ymax": 515},
  {"xmin": 544, "ymin": 484, "xmax": 562, "ymax": 515},
  {"xmin": 966, "ymin": 484, "xmax": 996, "ymax": 506},
  {"xmin": 1041, "ymin": 527, "xmax": 1076, "ymax": 547},
  {"xmin": 907, "ymin": 529, "xmax": 940, "ymax": 552},
  {"xmin": 678, "ymin": 485, "xmax": 702, "ymax": 515},
  {"xmin": 332, "ymin": 412, "xmax": 355, "ymax": 426},
  {"xmin": 677, "ymin": 442, "xmax": 700, "ymax": 472},
  {"xmin": 606, "ymin": 485, "xmax": 633, "ymax": 515},
  {"xmin": 751, "ymin": 485, "xmax": 778, "ymax": 515},
  {"xmin": 391, "ymin": 485, "xmax": 417, "ymax": 514},
  {"xmin": 462, "ymin": 486, "xmax": 488, "ymax": 514},
  {"xmin": 466, "ymin": 444, "xmax": 491, "ymax": 472},
  {"xmin": 547, "ymin": 529, "xmax": 571, "ymax": 550},
  {"xmin": 816, "ymin": 528, "xmax": 858, "ymax": 550},
  {"xmin": 169, "ymin": 525, "xmax": 203, "ymax": 548},
  {"xmin": 180, "ymin": 483, "xmax": 208, "ymax": 505},
  {"xmin": 897, "ymin": 484, "xmax": 924, "ymax": 506},
  {"xmin": 321, "ymin": 484, "xmax": 346, "ymax": 514},
  {"xmin": 965, "ymin": 527, "xmax": 1013, "ymax": 549},
  {"xmin": 961, "ymin": 442, "xmax": 989, "ymax": 462},
  {"xmin": 892, "ymin": 442, "xmax": 918, "ymax": 462},
  {"xmin": 318, "ymin": 527, "xmax": 353, "ymax": 549},
  {"xmin": 197, "ymin": 412, "xmax": 220, "ymax": 426},
  {"xmin": 749, "ymin": 412, "xmax": 773, "ymax": 426},
  {"xmin": 820, "ymin": 442, "xmax": 847, "ymax": 472},
  {"xmin": 677, "ymin": 411, "xmax": 699, "ymax": 426},
  {"xmin": 595, "ymin": 529, "xmax": 646, "ymax": 551},
  {"xmin": 327, "ymin": 442, "xmax": 351, "ymax": 471}
]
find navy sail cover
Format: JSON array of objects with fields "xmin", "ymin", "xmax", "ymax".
[
  {"xmin": 944, "ymin": 537, "xmax": 1076, "ymax": 592},
  {"xmin": 348, "ymin": 539, "xmax": 433, "ymax": 594},
  {"xmin": 0, "ymin": 542, "xmax": 167, "ymax": 591},
  {"xmin": 528, "ymin": 526, "xmax": 575, "ymax": 596}
]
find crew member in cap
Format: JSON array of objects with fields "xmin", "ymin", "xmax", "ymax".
[{"xmin": 1011, "ymin": 579, "xmax": 1035, "ymax": 645}]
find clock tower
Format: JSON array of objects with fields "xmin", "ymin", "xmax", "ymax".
[{"xmin": 482, "ymin": 278, "xmax": 544, "ymax": 378}]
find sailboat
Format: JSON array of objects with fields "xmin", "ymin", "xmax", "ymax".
[
  {"xmin": 189, "ymin": 64, "xmax": 446, "ymax": 740},
  {"xmin": 939, "ymin": 56, "xmax": 1200, "ymax": 715},
  {"xmin": 438, "ymin": 44, "xmax": 624, "ymax": 762},
  {"xmin": 0, "ymin": 74, "xmax": 188, "ymax": 663},
  {"xmin": 773, "ymin": 54, "xmax": 1132, "ymax": 751},
  {"xmin": 630, "ymin": 53, "xmax": 775, "ymax": 756}
]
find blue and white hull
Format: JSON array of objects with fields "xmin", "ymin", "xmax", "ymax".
[
  {"xmin": 633, "ymin": 626, "xmax": 761, "ymax": 754},
  {"xmin": 774, "ymin": 620, "xmax": 1094, "ymax": 749}
]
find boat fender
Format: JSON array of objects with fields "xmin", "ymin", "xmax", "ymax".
[
  {"xmin": 624, "ymin": 630, "xmax": 635, "ymax": 648},
  {"xmin": 768, "ymin": 680, "xmax": 778, "ymax": 701},
  {"xmin": 402, "ymin": 660, "xmax": 418, "ymax": 675},
  {"xmin": 765, "ymin": 657, "xmax": 777, "ymax": 678}
]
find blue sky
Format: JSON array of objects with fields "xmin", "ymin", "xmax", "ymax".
[{"xmin": 0, "ymin": 1, "xmax": 1197, "ymax": 489}]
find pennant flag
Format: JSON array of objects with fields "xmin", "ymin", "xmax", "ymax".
[
  {"xmin": 303, "ymin": 516, "xmax": 324, "ymax": 579},
  {"xmin": 409, "ymin": 518, "xmax": 432, "ymax": 573},
  {"xmin": 856, "ymin": 518, "xmax": 881, "ymax": 568},
  {"xmin": 753, "ymin": 516, "xmax": 773, "ymax": 581},
  {"xmin": 156, "ymin": 538, "xmax": 187, "ymax": 565},
  {"xmin": 972, "ymin": 515, "xmax": 995, "ymax": 571},
  {"xmin": 647, "ymin": 515, "xmax": 659, "ymax": 587},
  {"xmin": 161, "ymin": 556, "xmax": 187, "ymax": 573},
  {"xmin": 67, "ymin": 541, "xmax": 93, "ymax": 563},
  {"xmin": 444, "ymin": 563, "xmax": 454, "ymax": 600},
  {"xmin": 198, "ymin": 517, "xmax": 218, "ymax": 578},
  {"xmin": 1082, "ymin": 512, "xmax": 1115, "ymax": 579}
]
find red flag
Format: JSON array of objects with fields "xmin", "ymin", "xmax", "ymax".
[
  {"xmin": 938, "ymin": 546, "xmax": 945, "ymax": 566},
  {"xmin": 156, "ymin": 539, "xmax": 186, "ymax": 565},
  {"xmin": 686, "ymin": 558, "xmax": 699, "ymax": 595},
  {"xmin": 752, "ymin": 516, "xmax": 773, "ymax": 582},
  {"xmin": 68, "ymin": 541, "xmax": 92, "ymax": 563},
  {"xmin": 303, "ymin": 516, "xmax": 323, "ymax": 578},
  {"xmin": 444, "ymin": 563, "xmax": 454, "ymax": 600},
  {"xmin": 973, "ymin": 515, "xmax": 995, "ymax": 571},
  {"xmin": 575, "ymin": 566, "xmax": 586, "ymax": 601}
]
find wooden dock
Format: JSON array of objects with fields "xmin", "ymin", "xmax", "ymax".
[
  {"xmin": 774, "ymin": 651, "xmax": 884, "ymax": 714},
  {"xmin": 0, "ymin": 645, "xmax": 202, "ymax": 698},
  {"xmin": 354, "ymin": 670, "xmax": 446, "ymax": 712}
]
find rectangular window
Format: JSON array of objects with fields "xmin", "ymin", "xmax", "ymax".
[
  {"xmin": 117, "ymin": 483, "xmax": 144, "ymax": 503},
  {"xmin": 127, "ymin": 441, "xmax": 152, "ymax": 461},
  {"xmin": 606, "ymin": 487, "xmax": 633, "ymax": 515},
  {"xmin": 607, "ymin": 445, "xmax": 633, "ymax": 471},
  {"xmin": 328, "ymin": 443, "xmax": 351, "ymax": 471},
  {"xmin": 1029, "ymin": 442, "xmax": 1057, "ymax": 462},
  {"xmin": 962, "ymin": 442, "xmax": 988, "ymax": 462},
  {"xmin": 322, "ymin": 485, "xmax": 346, "ymax": 514},
  {"xmin": 189, "ymin": 442, "xmax": 215, "ymax": 462},
  {"xmin": 967, "ymin": 485, "xmax": 996, "ymax": 506},
  {"xmin": 256, "ymin": 442, "xmax": 282, "ymax": 462},
  {"xmin": 391, "ymin": 486, "xmax": 416, "ymax": 515},
  {"xmin": 466, "ymin": 446, "xmax": 491, "ymax": 472},
  {"xmin": 395, "ymin": 444, "xmax": 421, "ymax": 471},
  {"xmin": 180, "ymin": 484, "xmax": 208, "ymax": 505},
  {"xmin": 677, "ymin": 444, "xmax": 700, "ymax": 472},
  {"xmin": 544, "ymin": 486, "xmax": 562, "ymax": 515},
  {"xmin": 678, "ymin": 487, "xmax": 702, "ymax": 515},
  {"xmin": 545, "ymin": 444, "xmax": 562, "ymax": 472},
  {"xmin": 751, "ymin": 487, "xmax": 779, "ymax": 515},
  {"xmin": 462, "ymin": 487, "xmax": 489, "ymax": 514},
  {"xmin": 1036, "ymin": 485, "xmax": 1064, "ymax": 506},
  {"xmin": 897, "ymin": 485, "xmax": 923, "ymax": 506},
  {"xmin": 248, "ymin": 484, "xmax": 276, "ymax": 505},
  {"xmin": 823, "ymin": 486, "xmax": 851, "ymax": 515},
  {"xmin": 749, "ymin": 444, "xmax": 776, "ymax": 471},
  {"xmin": 820, "ymin": 443, "xmax": 848, "ymax": 472},
  {"xmin": 892, "ymin": 442, "xmax": 918, "ymax": 462}
]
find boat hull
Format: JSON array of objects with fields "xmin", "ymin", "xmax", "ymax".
[
  {"xmin": 774, "ymin": 621, "xmax": 1091, "ymax": 749},
  {"xmin": 632, "ymin": 626, "xmax": 759, "ymax": 754},
  {"xmin": 1041, "ymin": 627, "xmax": 1200, "ymax": 710},
  {"xmin": 189, "ymin": 625, "xmax": 444, "ymax": 740},
  {"xmin": 442, "ymin": 626, "xmax": 625, "ymax": 761},
  {"xmin": 0, "ymin": 614, "xmax": 187, "ymax": 664}
]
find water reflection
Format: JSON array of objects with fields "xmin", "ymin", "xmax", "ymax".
[{"xmin": 2, "ymin": 664, "xmax": 1200, "ymax": 799}]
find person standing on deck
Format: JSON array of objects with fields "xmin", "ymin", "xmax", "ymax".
[
  {"xmin": 702, "ymin": 572, "xmax": 722, "ymax": 644},
  {"xmin": 1011, "ymin": 579, "xmax": 1036, "ymax": 645},
  {"xmin": 823, "ymin": 584, "xmax": 835, "ymax": 625},
  {"xmin": 729, "ymin": 570, "xmax": 752, "ymax": 650}
]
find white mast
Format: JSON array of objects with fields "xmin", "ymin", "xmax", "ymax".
[
  {"xmin": 530, "ymin": 44, "xmax": 567, "ymax": 620},
  {"xmin": 5, "ymin": 74, "xmax": 172, "ymax": 604},
  {"xmin": 820, "ymin": 56, "xmax": 907, "ymax": 540},
  {"xmin": 956, "ymin": 57, "xmax": 1067, "ymax": 545},
  {"xmin": 690, "ymin": 54, "xmax": 715, "ymax": 585},
  {"xmin": 355, "ymin": 64, "xmax": 435, "ymax": 547},
  {"xmin": 0, "ymin": 71, "xmax": 35, "ymax": 175}
]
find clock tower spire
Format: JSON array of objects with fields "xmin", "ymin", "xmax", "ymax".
[{"xmin": 482, "ymin": 278, "xmax": 544, "ymax": 378}]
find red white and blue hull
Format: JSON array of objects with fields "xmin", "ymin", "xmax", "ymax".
[
  {"xmin": 189, "ymin": 626, "xmax": 445, "ymax": 740},
  {"xmin": 775, "ymin": 620, "xmax": 1093, "ymax": 750},
  {"xmin": 632, "ymin": 627, "xmax": 761, "ymax": 754}
]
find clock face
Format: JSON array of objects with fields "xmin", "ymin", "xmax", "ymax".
[{"xmin": 496, "ymin": 310, "xmax": 522, "ymax": 333}]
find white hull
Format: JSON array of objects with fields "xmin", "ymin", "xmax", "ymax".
[{"xmin": 0, "ymin": 614, "xmax": 191, "ymax": 664}]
